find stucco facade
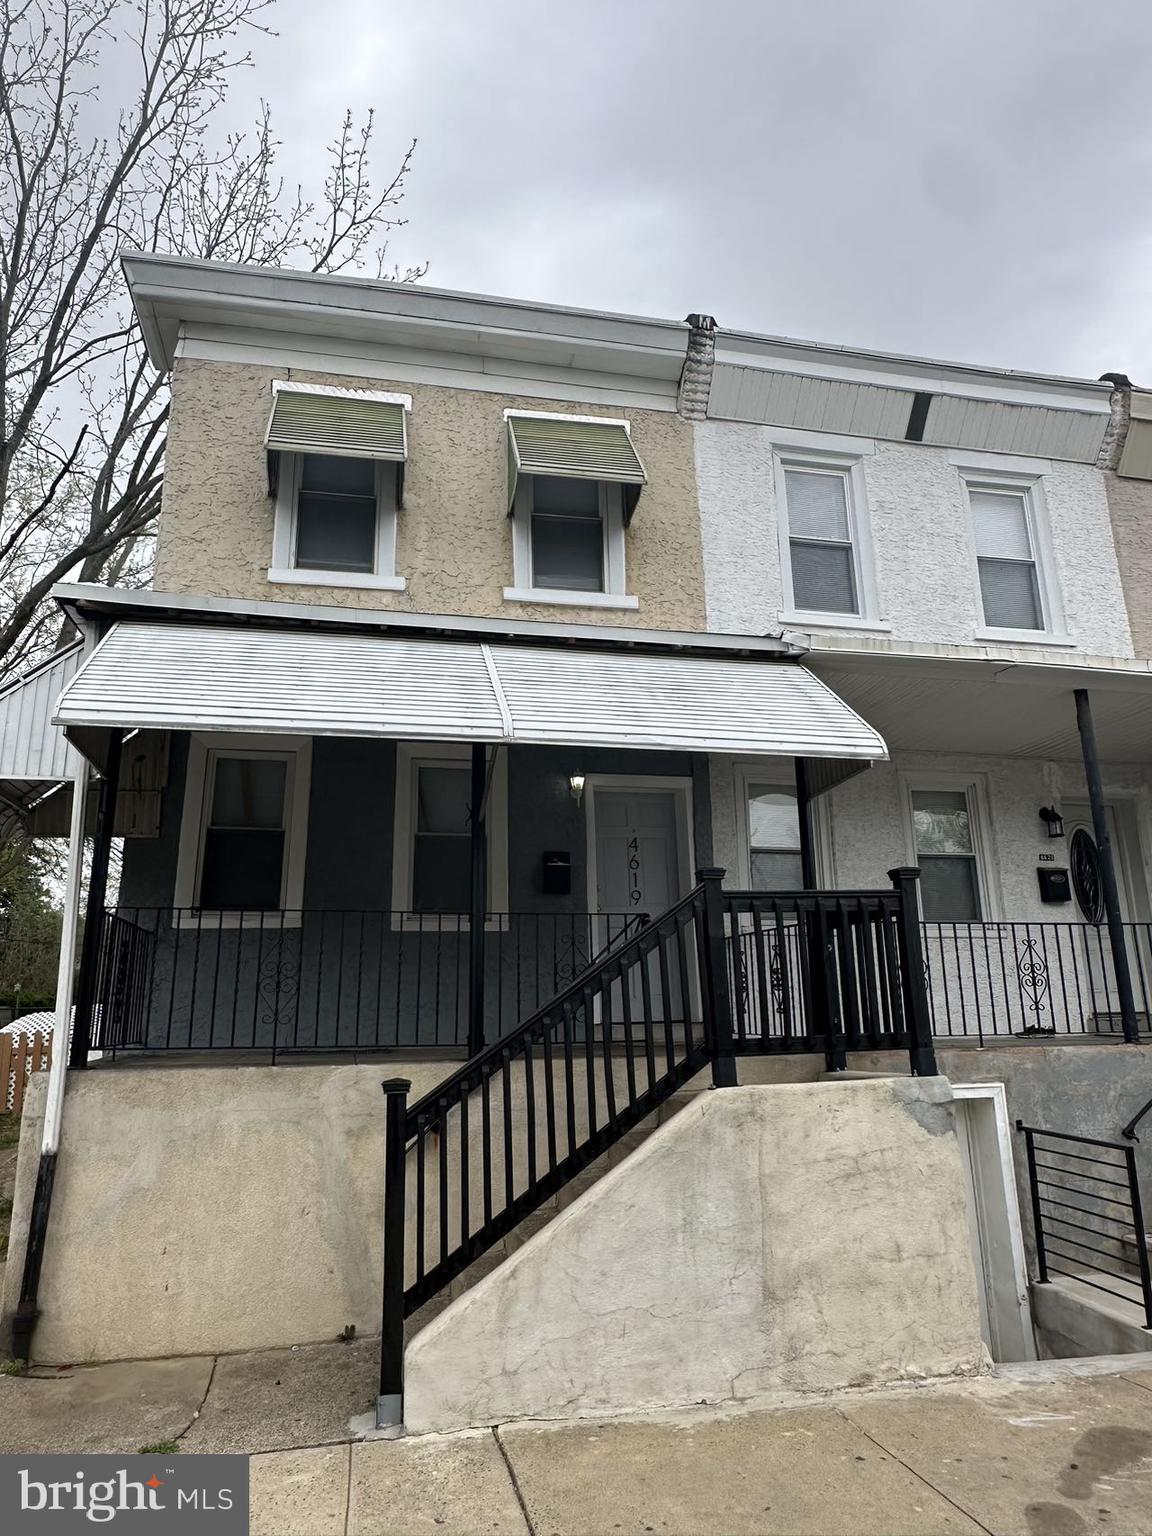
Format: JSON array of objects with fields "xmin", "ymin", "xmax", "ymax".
[
  {"xmin": 1103, "ymin": 469, "xmax": 1152, "ymax": 659},
  {"xmin": 155, "ymin": 359, "xmax": 707, "ymax": 630},
  {"xmin": 695, "ymin": 422, "xmax": 1133, "ymax": 656}
]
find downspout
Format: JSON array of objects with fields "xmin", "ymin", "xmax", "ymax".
[
  {"xmin": 1096, "ymin": 372, "xmax": 1132, "ymax": 472},
  {"xmin": 677, "ymin": 313, "xmax": 717, "ymax": 421},
  {"xmin": 11, "ymin": 745, "xmax": 89, "ymax": 1361}
]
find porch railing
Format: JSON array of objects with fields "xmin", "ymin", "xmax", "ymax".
[
  {"xmin": 1018, "ymin": 1122, "xmax": 1152, "ymax": 1329},
  {"xmin": 90, "ymin": 909, "xmax": 645, "ymax": 1055},
  {"xmin": 922, "ymin": 920, "xmax": 1152, "ymax": 1042}
]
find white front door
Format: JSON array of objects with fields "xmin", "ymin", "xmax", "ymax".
[{"xmin": 590, "ymin": 785, "xmax": 686, "ymax": 1024}]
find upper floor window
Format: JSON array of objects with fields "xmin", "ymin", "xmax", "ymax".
[
  {"xmin": 266, "ymin": 382, "xmax": 410, "ymax": 593},
  {"xmin": 504, "ymin": 411, "xmax": 645, "ymax": 611},
  {"xmin": 775, "ymin": 449, "xmax": 880, "ymax": 627},
  {"xmin": 968, "ymin": 486, "xmax": 1044, "ymax": 632}
]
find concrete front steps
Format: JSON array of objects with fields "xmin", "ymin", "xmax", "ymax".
[
  {"xmin": 405, "ymin": 1083, "xmax": 702, "ymax": 1337},
  {"xmin": 1032, "ymin": 1272, "xmax": 1152, "ymax": 1358}
]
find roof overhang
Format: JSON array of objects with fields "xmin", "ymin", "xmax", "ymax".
[
  {"xmin": 121, "ymin": 251, "xmax": 691, "ymax": 382},
  {"xmin": 807, "ymin": 646, "xmax": 1152, "ymax": 762},
  {"xmin": 52, "ymin": 621, "xmax": 887, "ymax": 779}
]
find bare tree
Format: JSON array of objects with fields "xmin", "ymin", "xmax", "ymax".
[{"xmin": 0, "ymin": 0, "xmax": 424, "ymax": 679}]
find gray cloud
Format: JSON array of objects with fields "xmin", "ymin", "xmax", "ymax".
[{"xmin": 231, "ymin": 0, "xmax": 1152, "ymax": 380}]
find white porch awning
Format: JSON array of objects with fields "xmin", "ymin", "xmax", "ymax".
[{"xmin": 52, "ymin": 621, "xmax": 887, "ymax": 763}]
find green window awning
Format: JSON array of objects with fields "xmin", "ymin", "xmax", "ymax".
[
  {"xmin": 266, "ymin": 385, "xmax": 408, "ymax": 461},
  {"xmin": 506, "ymin": 412, "xmax": 647, "ymax": 520}
]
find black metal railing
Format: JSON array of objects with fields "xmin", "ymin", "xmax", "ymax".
[
  {"xmin": 89, "ymin": 908, "xmax": 645, "ymax": 1055},
  {"xmin": 1018, "ymin": 1121, "xmax": 1152, "ymax": 1329},
  {"xmin": 722, "ymin": 883, "xmax": 924, "ymax": 1060},
  {"xmin": 923, "ymin": 920, "xmax": 1152, "ymax": 1042},
  {"xmin": 374, "ymin": 866, "xmax": 936, "ymax": 1424}
]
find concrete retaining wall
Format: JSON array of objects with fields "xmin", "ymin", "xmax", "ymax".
[{"xmin": 403, "ymin": 1077, "xmax": 988, "ymax": 1431}]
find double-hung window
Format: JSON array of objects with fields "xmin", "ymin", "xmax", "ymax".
[
  {"xmin": 746, "ymin": 782, "xmax": 804, "ymax": 890},
  {"xmin": 504, "ymin": 411, "xmax": 645, "ymax": 610},
  {"xmin": 777, "ymin": 451, "xmax": 878, "ymax": 624},
  {"xmin": 391, "ymin": 744, "xmax": 509, "ymax": 926},
  {"xmin": 910, "ymin": 787, "xmax": 983, "ymax": 921},
  {"xmin": 968, "ymin": 485, "xmax": 1046, "ymax": 632},
  {"xmin": 174, "ymin": 735, "xmax": 311, "ymax": 923},
  {"xmin": 267, "ymin": 383, "xmax": 409, "ymax": 592}
]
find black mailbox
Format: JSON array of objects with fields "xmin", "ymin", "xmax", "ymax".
[
  {"xmin": 1037, "ymin": 867, "xmax": 1071, "ymax": 904},
  {"xmin": 542, "ymin": 851, "xmax": 571, "ymax": 896}
]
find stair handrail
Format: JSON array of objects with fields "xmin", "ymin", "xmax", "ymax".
[{"xmin": 405, "ymin": 888, "xmax": 703, "ymax": 1133}]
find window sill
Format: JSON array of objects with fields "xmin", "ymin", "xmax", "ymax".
[
  {"xmin": 391, "ymin": 915, "xmax": 511, "ymax": 934},
  {"xmin": 268, "ymin": 568, "xmax": 407, "ymax": 592},
  {"xmin": 973, "ymin": 628, "xmax": 1075, "ymax": 648},
  {"xmin": 502, "ymin": 586, "xmax": 639, "ymax": 611},
  {"xmin": 172, "ymin": 912, "xmax": 302, "ymax": 930},
  {"xmin": 779, "ymin": 611, "xmax": 892, "ymax": 633}
]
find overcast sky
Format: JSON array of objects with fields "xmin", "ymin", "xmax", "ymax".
[{"xmin": 234, "ymin": 0, "xmax": 1152, "ymax": 380}]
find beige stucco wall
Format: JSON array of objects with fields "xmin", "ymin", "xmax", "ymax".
[
  {"xmin": 404, "ymin": 1077, "xmax": 988, "ymax": 1431},
  {"xmin": 1103, "ymin": 470, "xmax": 1152, "ymax": 659},
  {"xmin": 155, "ymin": 359, "xmax": 707, "ymax": 630}
]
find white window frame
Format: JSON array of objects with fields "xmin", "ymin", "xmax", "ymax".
[
  {"xmin": 774, "ymin": 448, "xmax": 883, "ymax": 630},
  {"xmin": 173, "ymin": 733, "xmax": 312, "ymax": 928},
  {"xmin": 733, "ymin": 763, "xmax": 833, "ymax": 888},
  {"xmin": 504, "ymin": 474, "xmax": 638, "ymax": 611},
  {"xmin": 958, "ymin": 467, "xmax": 1067, "ymax": 644},
  {"xmin": 390, "ymin": 743, "xmax": 510, "ymax": 930},
  {"xmin": 268, "ymin": 453, "xmax": 406, "ymax": 592},
  {"xmin": 900, "ymin": 770, "xmax": 999, "ymax": 921}
]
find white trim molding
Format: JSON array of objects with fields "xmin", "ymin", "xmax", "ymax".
[
  {"xmin": 774, "ymin": 445, "xmax": 882, "ymax": 628},
  {"xmin": 390, "ymin": 743, "xmax": 509, "ymax": 929},
  {"xmin": 508, "ymin": 475, "xmax": 635, "ymax": 608},
  {"xmin": 269, "ymin": 454, "xmax": 404, "ymax": 591},
  {"xmin": 173, "ymin": 732, "xmax": 312, "ymax": 927},
  {"xmin": 899, "ymin": 768, "xmax": 1000, "ymax": 921},
  {"xmin": 958, "ymin": 465, "xmax": 1065, "ymax": 644}
]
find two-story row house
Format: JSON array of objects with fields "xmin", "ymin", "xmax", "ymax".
[{"xmin": 4, "ymin": 255, "xmax": 1152, "ymax": 1424}]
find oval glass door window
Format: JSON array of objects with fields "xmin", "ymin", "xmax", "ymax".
[{"xmin": 1070, "ymin": 827, "xmax": 1104, "ymax": 924}]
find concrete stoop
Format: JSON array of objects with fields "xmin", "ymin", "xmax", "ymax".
[
  {"xmin": 402, "ymin": 1076, "xmax": 989, "ymax": 1434},
  {"xmin": 1032, "ymin": 1273, "xmax": 1152, "ymax": 1358}
]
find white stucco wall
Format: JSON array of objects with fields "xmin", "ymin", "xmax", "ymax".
[
  {"xmin": 709, "ymin": 749, "xmax": 1152, "ymax": 925},
  {"xmin": 404, "ymin": 1078, "xmax": 987, "ymax": 1431},
  {"xmin": 695, "ymin": 422, "xmax": 1133, "ymax": 657}
]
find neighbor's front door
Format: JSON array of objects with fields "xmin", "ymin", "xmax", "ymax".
[{"xmin": 1062, "ymin": 802, "xmax": 1145, "ymax": 1028}]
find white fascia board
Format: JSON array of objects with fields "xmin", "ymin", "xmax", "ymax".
[
  {"xmin": 121, "ymin": 251, "xmax": 689, "ymax": 377},
  {"xmin": 713, "ymin": 333, "xmax": 1112, "ymax": 413}
]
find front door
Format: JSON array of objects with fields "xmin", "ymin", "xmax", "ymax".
[
  {"xmin": 1062, "ymin": 802, "xmax": 1146, "ymax": 1028},
  {"xmin": 590, "ymin": 785, "xmax": 685, "ymax": 1023}
]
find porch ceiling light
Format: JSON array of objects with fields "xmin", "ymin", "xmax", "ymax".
[
  {"xmin": 1039, "ymin": 806, "xmax": 1065, "ymax": 838},
  {"xmin": 569, "ymin": 774, "xmax": 586, "ymax": 804}
]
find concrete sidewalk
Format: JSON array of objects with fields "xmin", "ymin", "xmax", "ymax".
[{"xmin": 3, "ymin": 1347, "xmax": 1152, "ymax": 1534}]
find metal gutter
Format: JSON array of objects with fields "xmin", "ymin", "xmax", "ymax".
[{"xmin": 50, "ymin": 583, "xmax": 801, "ymax": 661}]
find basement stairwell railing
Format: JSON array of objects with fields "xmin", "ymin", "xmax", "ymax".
[{"xmin": 374, "ymin": 865, "xmax": 937, "ymax": 1426}]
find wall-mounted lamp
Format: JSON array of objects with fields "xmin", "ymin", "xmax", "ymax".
[
  {"xmin": 569, "ymin": 774, "xmax": 586, "ymax": 805},
  {"xmin": 1038, "ymin": 806, "xmax": 1065, "ymax": 839}
]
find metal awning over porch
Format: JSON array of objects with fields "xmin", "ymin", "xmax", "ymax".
[{"xmin": 52, "ymin": 620, "xmax": 887, "ymax": 766}]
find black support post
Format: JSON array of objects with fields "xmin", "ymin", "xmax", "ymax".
[
  {"xmin": 794, "ymin": 757, "xmax": 817, "ymax": 889},
  {"xmin": 1074, "ymin": 688, "xmax": 1140, "ymax": 1044},
  {"xmin": 467, "ymin": 744, "xmax": 488, "ymax": 1059},
  {"xmin": 377, "ymin": 1077, "xmax": 410, "ymax": 1428},
  {"xmin": 888, "ymin": 866, "xmax": 937, "ymax": 1076},
  {"xmin": 697, "ymin": 867, "xmax": 738, "ymax": 1087},
  {"xmin": 69, "ymin": 732, "xmax": 123, "ymax": 1069}
]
